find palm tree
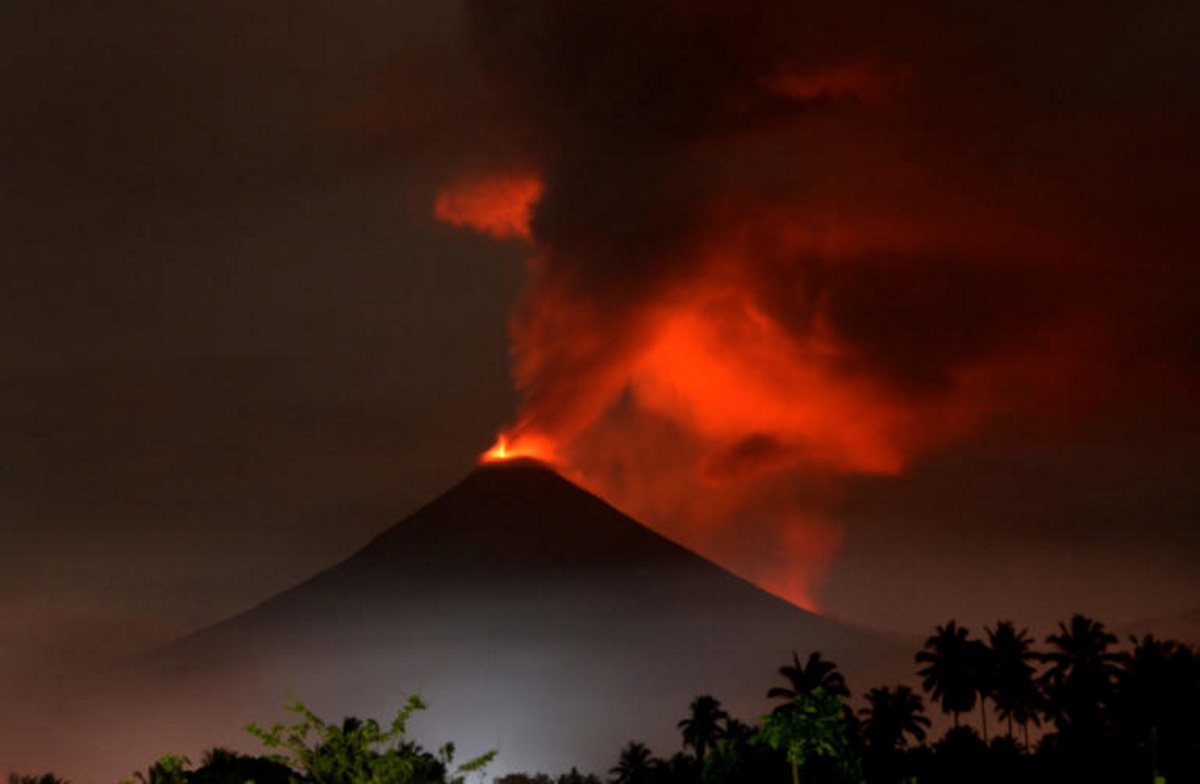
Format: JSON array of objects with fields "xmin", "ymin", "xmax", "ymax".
[
  {"xmin": 677, "ymin": 694, "xmax": 729, "ymax": 762},
  {"xmin": 1113, "ymin": 633, "xmax": 1199, "ymax": 776},
  {"xmin": 916, "ymin": 621, "xmax": 979, "ymax": 729},
  {"xmin": 986, "ymin": 620, "xmax": 1042, "ymax": 747},
  {"xmin": 1040, "ymin": 614, "xmax": 1121, "ymax": 740},
  {"xmin": 859, "ymin": 685, "xmax": 932, "ymax": 751},
  {"xmin": 969, "ymin": 635, "xmax": 996, "ymax": 742},
  {"xmin": 769, "ymin": 651, "xmax": 849, "ymax": 713},
  {"xmin": 608, "ymin": 741, "xmax": 654, "ymax": 784}
]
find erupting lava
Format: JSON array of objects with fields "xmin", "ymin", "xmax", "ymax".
[{"xmin": 480, "ymin": 432, "xmax": 558, "ymax": 466}]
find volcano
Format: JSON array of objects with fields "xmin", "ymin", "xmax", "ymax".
[{"xmin": 75, "ymin": 460, "xmax": 909, "ymax": 779}]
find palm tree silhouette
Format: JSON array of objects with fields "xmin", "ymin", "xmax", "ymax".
[
  {"xmin": 916, "ymin": 621, "xmax": 979, "ymax": 729},
  {"xmin": 1113, "ymin": 633, "xmax": 1200, "ymax": 782},
  {"xmin": 859, "ymin": 685, "xmax": 932, "ymax": 751},
  {"xmin": 1040, "ymin": 614, "xmax": 1120, "ymax": 740},
  {"xmin": 969, "ymin": 635, "xmax": 996, "ymax": 742},
  {"xmin": 677, "ymin": 694, "xmax": 729, "ymax": 762},
  {"xmin": 608, "ymin": 741, "xmax": 654, "ymax": 784},
  {"xmin": 768, "ymin": 651, "xmax": 849, "ymax": 714},
  {"xmin": 986, "ymin": 620, "xmax": 1043, "ymax": 747}
]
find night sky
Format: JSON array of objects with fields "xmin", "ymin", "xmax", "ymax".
[{"xmin": 4, "ymin": 0, "xmax": 1199, "ymax": 684}]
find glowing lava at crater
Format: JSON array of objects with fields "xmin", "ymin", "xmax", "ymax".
[{"xmin": 480, "ymin": 432, "xmax": 558, "ymax": 466}]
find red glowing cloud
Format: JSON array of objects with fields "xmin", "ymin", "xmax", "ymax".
[
  {"xmin": 434, "ymin": 174, "xmax": 543, "ymax": 240},
  {"xmin": 409, "ymin": 0, "xmax": 1197, "ymax": 609},
  {"xmin": 766, "ymin": 60, "xmax": 902, "ymax": 107}
]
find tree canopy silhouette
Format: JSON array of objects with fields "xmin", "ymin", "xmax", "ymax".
[
  {"xmin": 608, "ymin": 741, "xmax": 654, "ymax": 784},
  {"xmin": 768, "ymin": 650, "xmax": 849, "ymax": 714},
  {"xmin": 986, "ymin": 620, "xmax": 1042, "ymax": 747},
  {"xmin": 916, "ymin": 621, "xmax": 981, "ymax": 729},
  {"xmin": 859, "ymin": 685, "xmax": 930, "ymax": 752},
  {"xmin": 677, "ymin": 695, "xmax": 728, "ymax": 763},
  {"xmin": 1040, "ymin": 614, "xmax": 1121, "ymax": 742}
]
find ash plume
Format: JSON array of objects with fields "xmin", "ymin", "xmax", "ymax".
[{"xmin": 359, "ymin": 0, "xmax": 1199, "ymax": 606}]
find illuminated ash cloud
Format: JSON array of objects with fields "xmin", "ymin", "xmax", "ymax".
[
  {"xmin": 369, "ymin": 1, "xmax": 1199, "ymax": 608},
  {"xmin": 435, "ymin": 173, "xmax": 544, "ymax": 240}
]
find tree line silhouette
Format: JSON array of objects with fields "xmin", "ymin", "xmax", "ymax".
[
  {"xmin": 9, "ymin": 614, "xmax": 1198, "ymax": 783},
  {"xmin": 565, "ymin": 614, "xmax": 1199, "ymax": 784}
]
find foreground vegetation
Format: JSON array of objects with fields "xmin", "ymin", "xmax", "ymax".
[
  {"xmin": 9, "ymin": 614, "xmax": 1198, "ymax": 783},
  {"xmin": 550, "ymin": 614, "xmax": 1198, "ymax": 784}
]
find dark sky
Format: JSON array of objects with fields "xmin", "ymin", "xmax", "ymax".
[{"xmin": 3, "ymin": 1, "xmax": 1199, "ymax": 675}]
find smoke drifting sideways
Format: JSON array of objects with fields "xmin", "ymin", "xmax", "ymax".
[{"xmin": 363, "ymin": 1, "xmax": 1199, "ymax": 610}]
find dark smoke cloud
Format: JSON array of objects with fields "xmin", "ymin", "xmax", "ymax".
[{"xmin": 454, "ymin": 0, "xmax": 1195, "ymax": 393}]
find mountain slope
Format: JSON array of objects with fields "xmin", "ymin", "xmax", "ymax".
[{"xmin": 85, "ymin": 460, "xmax": 910, "ymax": 779}]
